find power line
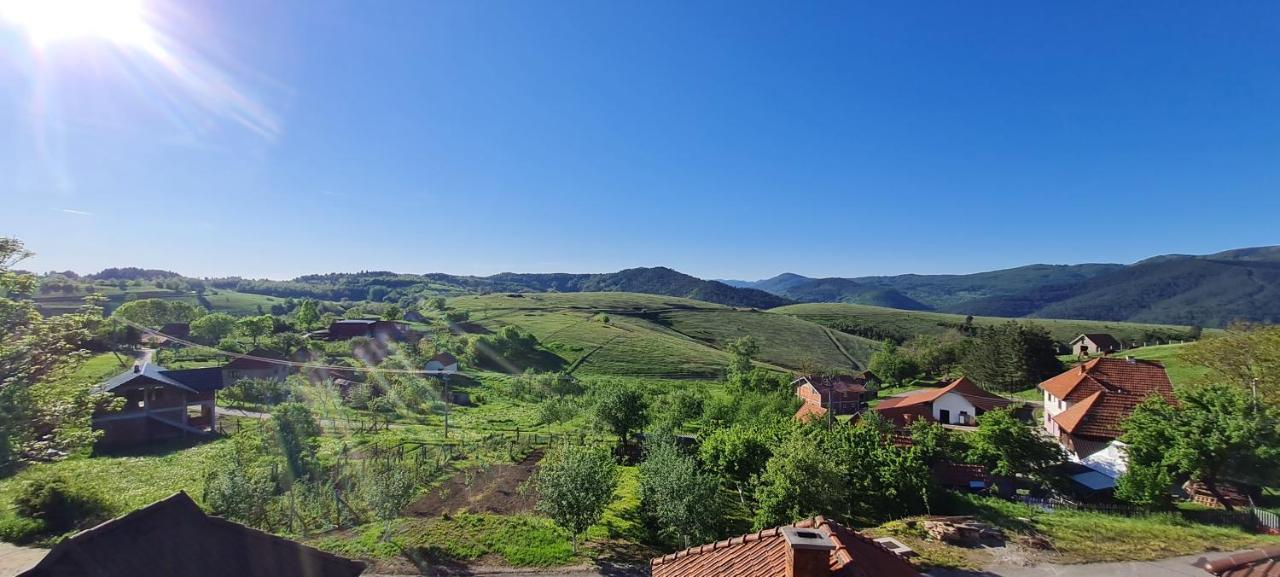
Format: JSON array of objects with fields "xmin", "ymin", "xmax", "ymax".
[{"xmin": 118, "ymin": 318, "xmax": 447, "ymax": 376}]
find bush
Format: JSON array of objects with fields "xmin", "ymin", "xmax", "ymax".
[
  {"xmin": 13, "ymin": 473, "xmax": 109, "ymax": 534},
  {"xmin": 0, "ymin": 516, "xmax": 46, "ymax": 545}
]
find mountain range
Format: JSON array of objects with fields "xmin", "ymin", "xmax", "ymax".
[
  {"xmin": 723, "ymin": 246, "xmax": 1280, "ymax": 327},
  {"xmin": 74, "ymin": 246, "xmax": 1280, "ymax": 327}
]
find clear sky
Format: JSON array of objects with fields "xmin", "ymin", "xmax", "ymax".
[{"xmin": 2, "ymin": 1, "xmax": 1277, "ymax": 281}]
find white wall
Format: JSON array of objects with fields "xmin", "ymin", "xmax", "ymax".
[
  {"xmin": 1042, "ymin": 391, "xmax": 1073, "ymax": 436},
  {"xmin": 932, "ymin": 393, "xmax": 977, "ymax": 424}
]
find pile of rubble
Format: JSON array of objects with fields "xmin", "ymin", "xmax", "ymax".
[{"xmin": 919, "ymin": 516, "xmax": 1005, "ymax": 545}]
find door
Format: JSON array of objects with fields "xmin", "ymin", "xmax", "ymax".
[{"xmin": 939, "ymin": 409, "xmax": 951, "ymax": 424}]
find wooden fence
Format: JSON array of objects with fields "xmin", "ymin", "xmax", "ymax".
[{"xmin": 1017, "ymin": 495, "xmax": 1280, "ymax": 533}]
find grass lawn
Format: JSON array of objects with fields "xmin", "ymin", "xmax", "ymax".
[
  {"xmin": 0, "ymin": 438, "xmax": 228, "ymax": 524},
  {"xmin": 1126, "ymin": 343, "xmax": 1211, "ymax": 386},
  {"xmin": 875, "ymin": 495, "xmax": 1280, "ymax": 569}
]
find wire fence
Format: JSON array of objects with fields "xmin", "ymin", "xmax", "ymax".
[{"xmin": 1016, "ymin": 495, "xmax": 1280, "ymax": 534}]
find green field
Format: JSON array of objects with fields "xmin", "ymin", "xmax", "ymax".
[
  {"xmin": 450, "ymin": 292, "xmax": 877, "ymax": 376},
  {"xmin": 1126, "ymin": 343, "xmax": 1212, "ymax": 386},
  {"xmin": 773, "ymin": 302, "xmax": 1200, "ymax": 346},
  {"xmin": 35, "ymin": 286, "xmax": 290, "ymax": 317}
]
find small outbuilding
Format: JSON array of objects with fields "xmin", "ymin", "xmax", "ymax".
[{"xmin": 1070, "ymin": 333, "xmax": 1122, "ymax": 357}]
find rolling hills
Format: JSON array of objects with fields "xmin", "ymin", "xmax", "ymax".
[
  {"xmin": 731, "ymin": 245, "xmax": 1280, "ymax": 327},
  {"xmin": 772, "ymin": 302, "xmax": 1200, "ymax": 346},
  {"xmin": 448, "ymin": 292, "xmax": 876, "ymax": 377}
]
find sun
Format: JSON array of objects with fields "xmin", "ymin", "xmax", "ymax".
[{"xmin": 0, "ymin": 0, "xmax": 152, "ymax": 47}]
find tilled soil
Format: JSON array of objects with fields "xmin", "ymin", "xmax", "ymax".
[{"xmin": 405, "ymin": 450, "xmax": 543, "ymax": 516}]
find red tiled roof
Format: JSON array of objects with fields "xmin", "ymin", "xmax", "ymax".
[
  {"xmin": 793, "ymin": 375, "xmax": 869, "ymax": 404},
  {"xmin": 1040, "ymin": 357, "xmax": 1175, "ymax": 440},
  {"xmin": 429, "ymin": 352, "xmax": 458, "ymax": 365},
  {"xmin": 931, "ymin": 462, "xmax": 992, "ymax": 488},
  {"xmin": 872, "ymin": 376, "xmax": 1016, "ymax": 425},
  {"xmin": 795, "ymin": 402, "xmax": 829, "ymax": 422},
  {"xmin": 650, "ymin": 517, "xmax": 919, "ymax": 577},
  {"xmin": 1200, "ymin": 546, "xmax": 1280, "ymax": 577}
]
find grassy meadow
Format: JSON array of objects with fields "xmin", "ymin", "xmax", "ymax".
[
  {"xmin": 774, "ymin": 302, "xmax": 1201, "ymax": 346},
  {"xmin": 450, "ymin": 292, "xmax": 875, "ymax": 376}
]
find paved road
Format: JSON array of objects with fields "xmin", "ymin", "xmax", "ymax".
[
  {"xmin": 0, "ymin": 543, "xmax": 44, "ymax": 577},
  {"xmin": 926, "ymin": 551, "xmax": 1220, "ymax": 577}
]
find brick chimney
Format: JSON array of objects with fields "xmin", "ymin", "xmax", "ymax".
[{"xmin": 782, "ymin": 526, "xmax": 835, "ymax": 577}]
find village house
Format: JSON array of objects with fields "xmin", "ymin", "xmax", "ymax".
[
  {"xmin": 1070, "ymin": 333, "xmax": 1122, "ymax": 357},
  {"xmin": 18, "ymin": 492, "xmax": 365, "ymax": 577},
  {"xmin": 222, "ymin": 348, "xmax": 290, "ymax": 385},
  {"xmin": 793, "ymin": 374, "xmax": 875, "ymax": 416},
  {"xmin": 324, "ymin": 319, "xmax": 410, "ymax": 341},
  {"xmin": 873, "ymin": 376, "xmax": 1025, "ymax": 427},
  {"xmin": 1038, "ymin": 356, "xmax": 1175, "ymax": 487},
  {"xmin": 92, "ymin": 363, "xmax": 225, "ymax": 446},
  {"xmin": 650, "ymin": 516, "xmax": 919, "ymax": 577},
  {"xmin": 425, "ymin": 351, "xmax": 460, "ymax": 374}
]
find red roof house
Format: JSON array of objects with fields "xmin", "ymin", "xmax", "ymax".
[
  {"xmin": 650, "ymin": 516, "xmax": 919, "ymax": 577},
  {"xmin": 1038, "ymin": 357, "xmax": 1175, "ymax": 459},
  {"xmin": 873, "ymin": 376, "xmax": 1022, "ymax": 428},
  {"xmin": 793, "ymin": 374, "xmax": 873, "ymax": 416}
]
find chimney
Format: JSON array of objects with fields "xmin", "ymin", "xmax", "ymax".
[
  {"xmin": 133, "ymin": 364, "xmax": 142, "ymax": 374},
  {"xmin": 1126, "ymin": 355, "xmax": 1137, "ymax": 364},
  {"xmin": 1078, "ymin": 364, "xmax": 1086, "ymax": 374},
  {"xmin": 782, "ymin": 526, "xmax": 835, "ymax": 577}
]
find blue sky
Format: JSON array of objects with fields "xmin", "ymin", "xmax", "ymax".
[{"xmin": 1, "ymin": 1, "xmax": 1277, "ymax": 280}]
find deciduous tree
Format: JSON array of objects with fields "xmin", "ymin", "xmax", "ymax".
[{"xmin": 534, "ymin": 443, "xmax": 619, "ymax": 553}]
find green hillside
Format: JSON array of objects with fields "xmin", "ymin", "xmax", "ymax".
[
  {"xmin": 450, "ymin": 292, "xmax": 875, "ymax": 377},
  {"xmin": 35, "ymin": 286, "xmax": 290, "ymax": 317},
  {"xmin": 772, "ymin": 302, "xmax": 1200, "ymax": 346}
]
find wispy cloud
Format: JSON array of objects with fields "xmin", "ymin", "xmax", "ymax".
[{"xmin": 58, "ymin": 208, "xmax": 92, "ymax": 216}]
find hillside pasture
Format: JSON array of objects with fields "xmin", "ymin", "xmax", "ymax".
[
  {"xmin": 450, "ymin": 293, "xmax": 876, "ymax": 376},
  {"xmin": 773, "ymin": 302, "xmax": 1200, "ymax": 347},
  {"xmin": 35, "ymin": 286, "xmax": 289, "ymax": 317}
]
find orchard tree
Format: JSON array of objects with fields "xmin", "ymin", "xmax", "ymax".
[
  {"xmin": 381, "ymin": 305, "xmax": 404, "ymax": 321},
  {"xmin": 1182, "ymin": 324, "xmax": 1280, "ymax": 406},
  {"xmin": 112, "ymin": 298, "xmax": 204, "ymax": 327},
  {"xmin": 966, "ymin": 408, "xmax": 1064, "ymax": 488},
  {"xmin": 294, "ymin": 300, "xmax": 320, "ymax": 330},
  {"xmin": 699, "ymin": 425, "xmax": 775, "ymax": 504},
  {"xmin": 868, "ymin": 340, "xmax": 919, "ymax": 386},
  {"xmin": 640, "ymin": 437, "xmax": 723, "ymax": 548},
  {"xmin": 361, "ymin": 457, "xmax": 420, "ymax": 541},
  {"xmin": 1118, "ymin": 384, "xmax": 1280, "ymax": 511},
  {"xmin": 593, "ymin": 384, "xmax": 648, "ymax": 447},
  {"xmin": 534, "ymin": 443, "xmax": 619, "ymax": 553},
  {"xmin": 1, "ymin": 238, "xmax": 110, "ymax": 466},
  {"xmin": 271, "ymin": 403, "xmax": 321, "ymax": 483},
  {"xmin": 235, "ymin": 315, "xmax": 274, "ymax": 346},
  {"xmin": 725, "ymin": 336, "xmax": 759, "ymax": 376},
  {"xmin": 190, "ymin": 313, "xmax": 237, "ymax": 344},
  {"xmin": 752, "ymin": 430, "xmax": 845, "ymax": 529}
]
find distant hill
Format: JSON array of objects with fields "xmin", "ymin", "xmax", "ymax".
[
  {"xmin": 213, "ymin": 267, "xmax": 790, "ymax": 310},
  {"xmin": 734, "ymin": 246, "xmax": 1280, "ymax": 327},
  {"xmin": 73, "ymin": 245, "xmax": 1280, "ymax": 327},
  {"xmin": 736, "ymin": 276, "xmax": 931, "ymax": 310}
]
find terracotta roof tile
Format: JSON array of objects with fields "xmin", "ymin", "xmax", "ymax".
[
  {"xmin": 795, "ymin": 403, "xmax": 829, "ymax": 422},
  {"xmin": 651, "ymin": 517, "xmax": 919, "ymax": 577},
  {"xmin": 1201, "ymin": 546, "xmax": 1280, "ymax": 577},
  {"xmin": 1040, "ymin": 358, "xmax": 1174, "ymax": 439}
]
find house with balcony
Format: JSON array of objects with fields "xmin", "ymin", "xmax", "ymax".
[{"xmin": 92, "ymin": 363, "xmax": 225, "ymax": 446}]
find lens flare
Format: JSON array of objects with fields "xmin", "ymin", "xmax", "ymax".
[{"xmin": 0, "ymin": 0, "xmax": 152, "ymax": 46}]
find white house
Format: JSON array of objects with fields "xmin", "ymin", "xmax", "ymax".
[
  {"xmin": 873, "ymin": 376, "xmax": 1024, "ymax": 427},
  {"xmin": 425, "ymin": 352, "xmax": 459, "ymax": 375}
]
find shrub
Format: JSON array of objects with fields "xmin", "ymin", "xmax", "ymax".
[
  {"xmin": 0, "ymin": 516, "xmax": 46, "ymax": 545},
  {"xmin": 13, "ymin": 473, "xmax": 109, "ymax": 534}
]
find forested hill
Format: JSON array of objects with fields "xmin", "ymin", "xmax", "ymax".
[
  {"xmin": 201, "ymin": 267, "xmax": 792, "ymax": 310},
  {"xmin": 729, "ymin": 245, "xmax": 1280, "ymax": 327}
]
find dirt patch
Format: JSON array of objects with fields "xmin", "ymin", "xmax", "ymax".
[{"xmin": 406, "ymin": 450, "xmax": 543, "ymax": 517}]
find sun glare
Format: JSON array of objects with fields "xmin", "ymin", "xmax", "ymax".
[{"xmin": 0, "ymin": 0, "xmax": 152, "ymax": 47}]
